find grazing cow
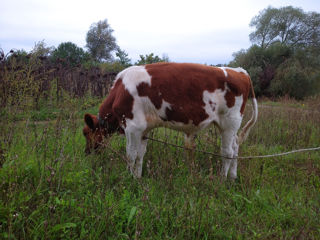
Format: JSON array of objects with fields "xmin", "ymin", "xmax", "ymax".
[{"xmin": 83, "ymin": 62, "xmax": 258, "ymax": 179}]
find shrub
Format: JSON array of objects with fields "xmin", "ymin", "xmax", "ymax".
[
  {"xmin": 51, "ymin": 42, "xmax": 91, "ymax": 68},
  {"xmin": 270, "ymin": 58, "xmax": 317, "ymax": 99}
]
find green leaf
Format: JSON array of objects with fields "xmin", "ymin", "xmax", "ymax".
[{"xmin": 127, "ymin": 206, "xmax": 137, "ymax": 226}]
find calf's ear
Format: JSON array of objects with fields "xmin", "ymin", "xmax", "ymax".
[{"xmin": 84, "ymin": 113, "xmax": 96, "ymax": 130}]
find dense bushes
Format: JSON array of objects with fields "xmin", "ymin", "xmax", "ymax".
[
  {"xmin": 0, "ymin": 49, "xmax": 117, "ymax": 109},
  {"xmin": 230, "ymin": 6, "xmax": 320, "ymax": 99},
  {"xmin": 51, "ymin": 42, "xmax": 91, "ymax": 67},
  {"xmin": 230, "ymin": 43, "xmax": 320, "ymax": 99},
  {"xmin": 270, "ymin": 58, "xmax": 318, "ymax": 99},
  {"xmin": 0, "ymin": 49, "xmax": 49, "ymax": 108},
  {"xmin": 0, "ymin": 39, "xmax": 170, "ymax": 109}
]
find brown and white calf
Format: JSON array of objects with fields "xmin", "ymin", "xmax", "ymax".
[{"xmin": 83, "ymin": 62, "xmax": 258, "ymax": 179}]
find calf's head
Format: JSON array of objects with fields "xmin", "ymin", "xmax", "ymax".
[{"xmin": 83, "ymin": 113, "xmax": 104, "ymax": 154}]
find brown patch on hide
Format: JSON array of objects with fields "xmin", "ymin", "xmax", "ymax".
[
  {"xmin": 137, "ymin": 63, "xmax": 250, "ymax": 126},
  {"xmin": 99, "ymin": 78, "xmax": 134, "ymax": 131},
  {"xmin": 223, "ymin": 69, "xmax": 251, "ymax": 114}
]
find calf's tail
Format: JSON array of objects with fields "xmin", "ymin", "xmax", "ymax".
[{"xmin": 238, "ymin": 78, "xmax": 258, "ymax": 145}]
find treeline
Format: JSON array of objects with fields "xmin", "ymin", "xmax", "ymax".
[
  {"xmin": 229, "ymin": 6, "xmax": 320, "ymax": 99},
  {"xmin": 0, "ymin": 45, "xmax": 167, "ymax": 109},
  {"xmin": 1, "ymin": 6, "xmax": 319, "ymax": 107},
  {"xmin": 0, "ymin": 19, "xmax": 168, "ymax": 108},
  {"xmin": 0, "ymin": 47, "xmax": 116, "ymax": 109}
]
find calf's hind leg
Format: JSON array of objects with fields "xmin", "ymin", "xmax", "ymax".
[
  {"xmin": 220, "ymin": 125, "xmax": 241, "ymax": 180},
  {"xmin": 229, "ymin": 136, "xmax": 239, "ymax": 179}
]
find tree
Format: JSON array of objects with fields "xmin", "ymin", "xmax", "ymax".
[
  {"xmin": 51, "ymin": 42, "xmax": 90, "ymax": 67},
  {"xmin": 30, "ymin": 40, "xmax": 54, "ymax": 57},
  {"xmin": 161, "ymin": 53, "xmax": 170, "ymax": 62},
  {"xmin": 135, "ymin": 53, "xmax": 166, "ymax": 65},
  {"xmin": 115, "ymin": 48, "xmax": 132, "ymax": 66},
  {"xmin": 239, "ymin": 6, "xmax": 320, "ymax": 99},
  {"xmin": 250, "ymin": 6, "xmax": 320, "ymax": 49},
  {"xmin": 86, "ymin": 19, "xmax": 119, "ymax": 62},
  {"xmin": 249, "ymin": 7, "xmax": 279, "ymax": 48},
  {"xmin": 295, "ymin": 11, "xmax": 320, "ymax": 48}
]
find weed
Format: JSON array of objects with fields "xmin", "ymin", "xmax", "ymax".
[{"xmin": 0, "ymin": 98, "xmax": 319, "ymax": 239}]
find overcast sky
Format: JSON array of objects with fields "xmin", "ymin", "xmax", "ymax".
[{"xmin": 1, "ymin": 0, "xmax": 320, "ymax": 64}]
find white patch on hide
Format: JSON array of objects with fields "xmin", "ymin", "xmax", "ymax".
[
  {"xmin": 158, "ymin": 100, "xmax": 171, "ymax": 120},
  {"xmin": 218, "ymin": 67, "xmax": 249, "ymax": 77},
  {"xmin": 118, "ymin": 66, "xmax": 152, "ymax": 95}
]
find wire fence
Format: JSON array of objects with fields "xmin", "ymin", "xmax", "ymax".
[
  {"xmin": 144, "ymin": 136, "xmax": 320, "ymax": 160},
  {"xmin": 103, "ymin": 104, "xmax": 320, "ymax": 173}
]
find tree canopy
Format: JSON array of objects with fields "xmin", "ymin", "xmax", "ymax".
[
  {"xmin": 51, "ymin": 42, "xmax": 90, "ymax": 67},
  {"xmin": 135, "ymin": 53, "xmax": 166, "ymax": 65},
  {"xmin": 250, "ymin": 6, "xmax": 320, "ymax": 49},
  {"xmin": 231, "ymin": 6, "xmax": 320, "ymax": 99},
  {"xmin": 86, "ymin": 19, "xmax": 119, "ymax": 62},
  {"xmin": 115, "ymin": 48, "xmax": 132, "ymax": 67}
]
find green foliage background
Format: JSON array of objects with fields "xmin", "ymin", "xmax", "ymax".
[{"xmin": 230, "ymin": 6, "xmax": 320, "ymax": 99}]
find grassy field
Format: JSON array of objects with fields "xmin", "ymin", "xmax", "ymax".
[{"xmin": 1, "ymin": 97, "xmax": 320, "ymax": 239}]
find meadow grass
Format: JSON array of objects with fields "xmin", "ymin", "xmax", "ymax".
[{"xmin": 0, "ymin": 98, "xmax": 319, "ymax": 239}]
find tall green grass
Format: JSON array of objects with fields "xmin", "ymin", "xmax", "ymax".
[{"xmin": 1, "ymin": 100, "xmax": 319, "ymax": 239}]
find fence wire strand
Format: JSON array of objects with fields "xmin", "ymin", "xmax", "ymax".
[{"xmin": 145, "ymin": 136, "xmax": 320, "ymax": 160}]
